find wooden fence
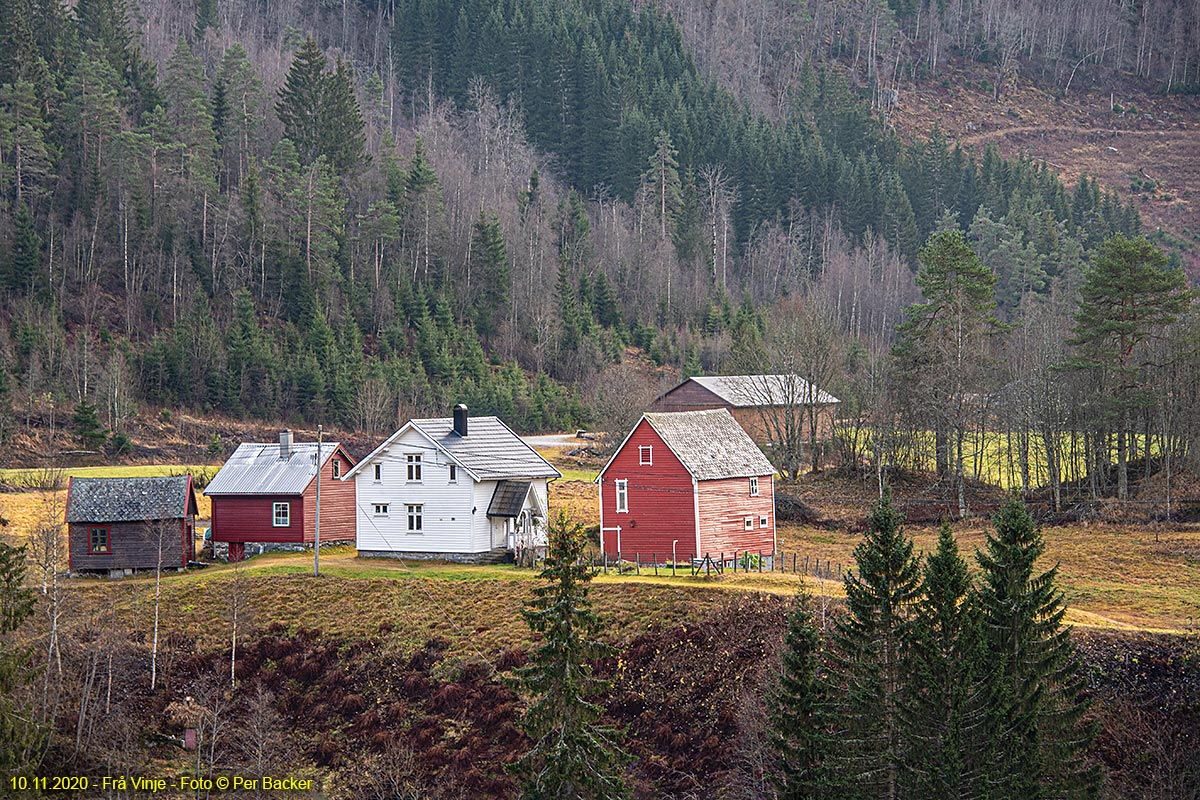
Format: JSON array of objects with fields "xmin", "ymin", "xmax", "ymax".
[{"xmin": 590, "ymin": 549, "xmax": 852, "ymax": 581}]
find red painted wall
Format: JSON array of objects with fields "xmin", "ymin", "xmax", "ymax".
[
  {"xmin": 302, "ymin": 447, "xmax": 356, "ymax": 542},
  {"xmin": 696, "ymin": 476, "xmax": 775, "ymax": 556},
  {"xmin": 598, "ymin": 420, "xmax": 697, "ymax": 560},
  {"xmin": 211, "ymin": 494, "xmax": 306, "ymax": 543}
]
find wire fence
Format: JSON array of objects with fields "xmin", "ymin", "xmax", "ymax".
[{"xmin": 588, "ymin": 549, "xmax": 852, "ymax": 581}]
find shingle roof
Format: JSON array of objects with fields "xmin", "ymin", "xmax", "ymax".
[
  {"xmin": 408, "ymin": 417, "xmax": 560, "ymax": 480},
  {"xmin": 204, "ymin": 442, "xmax": 341, "ymax": 495},
  {"xmin": 643, "ymin": 409, "xmax": 775, "ymax": 481},
  {"xmin": 688, "ymin": 375, "xmax": 839, "ymax": 407},
  {"xmin": 486, "ymin": 480, "xmax": 532, "ymax": 518},
  {"xmin": 66, "ymin": 476, "xmax": 194, "ymax": 523}
]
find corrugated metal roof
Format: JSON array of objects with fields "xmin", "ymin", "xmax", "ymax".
[
  {"xmin": 409, "ymin": 417, "xmax": 560, "ymax": 480},
  {"xmin": 487, "ymin": 480, "xmax": 532, "ymax": 518},
  {"xmin": 67, "ymin": 476, "xmax": 193, "ymax": 523},
  {"xmin": 204, "ymin": 442, "xmax": 341, "ymax": 496},
  {"xmin": 688, "ymin": 375, "xmax": 839, "ymax": 407},
  {"xmin": 643, "ymin": 409, "xmax": 775, "ymax": 481}
]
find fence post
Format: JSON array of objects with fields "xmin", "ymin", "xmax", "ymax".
[
  {"xmin": 603, "ymin": 552, "xmax": 608, "ymax": 574},
  {"xmin": 815, "ymin": 557, "xmax": 820, "ymax": 577},
  {"xmin": 805, "ymin": 556, "xmax": 809, "ymax": 576},
  {"xmin": 654, "ymin": 553, "xmax": 658, "ymax": 577},
  {"xmin": 636, "ymin": 553, "xmax": 640, "ymax": 575},
  {"xmin": 758, "ymin": 551, "xmax": 763, "ymax": 573}
]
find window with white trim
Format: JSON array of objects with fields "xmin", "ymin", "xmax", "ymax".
[
  {"xmin": 373, "ymin": 463, "xmax": 382, "ymax": 481},
  {"xmin": 332, "ymin": 458, "xmax": 341, "ymax": 478},
  {"xmin": 448, "ymin": 464, "xmax": 457, "ymax": 483},
  {"xmin": 615, "ymin": 479, "xmax": 628, "ymax": 513},
  {"xmin": 406, "ymin": 454, "xmax": 422, "ymax": 482},
  {"xmin": 373, "ymin": 503, "xmax": 389, "ymax": 516},
  {"xmin": 272, "ymin": 502, "xmax": 290, "ymax": 527},
  {"xmin": 744, "ymin": 517, "xmax": 754, "ymax": 530},
  {"xmin": 749, "ymin": 476, "xmax": 760, "ymax": 496},
  {"xmin": 760, "ymin": 515, "xmax": 769, "ymax": 528},
  {"xmin": 406, "ymin": 504, "xmax": 423, "ymax": 532},
  {"xmin": 639, "ymin": 445, "xmax": 653, "ymax": 466}
]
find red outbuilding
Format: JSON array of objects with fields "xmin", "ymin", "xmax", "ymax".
[
  {"xmin": 205, "ymin": 431, "xmax": 356, "ymax": 561},
  {"xmin": 596, "ymin": 409, "xmax": 776, "ymax": 563}
]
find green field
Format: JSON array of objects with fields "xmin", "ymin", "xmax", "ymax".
[{"xmin": 0, "ymin": 464, "xmax": 216, "ymax": 484}]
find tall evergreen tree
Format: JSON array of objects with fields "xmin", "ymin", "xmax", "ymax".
[
  {"xmin": 276, "ymin": 36, "xmax": 327, "ymax": 165},
  {"xmin": 832, "ymin": 487, "xmax": 923, "ymax": 800},
  {"xmin": 0, "ymin": 541, "xmax": 44, "ymax": 781},
  {"xmin": 903, "ymin": 523, "xmax": 987, "ymax": 800},
  {"xmin": 1068, "ymin": 233, "xmax": 1192, "ymax": 499},
  {"xmin": 469, "ymin": 209, "xmax": 510, "ymax": 340},
  {"xmin": 321, "ymin": 56, "xmax": 367, "ymax": 176},
  {"xmin": 641, "ymin": 129, "xmax": 682, "ymax": 243},
  {"xmin": 512, "ymin": 509, "xmax": 629, "ymax": 800},
  {"xmin": 976, "ymin": 498, "xmax": 1100, "ymax": 799},
  {"xmin": 771, "ymin": 589, "xmax": 838, "ymax": 800}
]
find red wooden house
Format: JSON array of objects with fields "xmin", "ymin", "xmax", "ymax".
[
  {"xmin": 596, "ymin": 409, "xmax": 776, "ymax": 563},
  {"xmin": 205, "ymin": 431, "xmax": 357, "ymax": 561}
]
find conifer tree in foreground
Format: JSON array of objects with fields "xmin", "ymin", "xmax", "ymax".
[
  {"xmin": 976, "ymin": 498, "xmax": 1099, "ymax": 799},
  {"xmin": 771, "ymin": 589, "xmax": 837, "ymax": 800},
  {"xmin": 832, "ymin": 487, "xmax": 922, "ymax": 800},
  {"xmin": 903, "ymin": 523, "xmax": 987, "ymax": 799},
  {"xmin": 0, "ymin": 541, "xmax": 44, "ymax": 779},
  {"xmin": 512, "ymin": 510, "xmax": 629, "ymax": 800}
]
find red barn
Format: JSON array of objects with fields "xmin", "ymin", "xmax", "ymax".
[
  {"xmin": 205, "ymin": 431, "xmax": 356, "ymax": 561},
  {"xmin": 596, "ymin": 409, "xmax": 776, "ymax": 563}
]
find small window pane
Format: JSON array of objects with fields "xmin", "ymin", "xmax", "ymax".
[
  {"xmin": 374, "ymin": 464, "xmax": 382, "ymax": 481},
  {"xmin": 749, "ymin": 477, "xmax": 760, "ymax": 496},
  {"xmin": 449, "ymin": 464, "xmax": 457, "ymax": 482},
  {"xmin": 332, "ymin": 459, "xmax": 341, "ymax": 478},
  {"xmin": 760, "ymin": 516, "xmax": 769, "ymax": 528},
  {"xmin": 89, "ymin": 527, "xmax": 109, "ymax": 554},
  {"xmin": 407, "ymin": 504, "xmax": 423, "ymax": 532},
  {"xmin": 407, "ymin": 454, "xmax": 422, "ymax": 481},
  {"xmin": 373, "ymin": 504, "xmax": 389, "ymax": 516},
  {"xmin": 615, "ymin": 479, "xmax": 628, "ymax": 513},
  {"xmin": 273, "ymin": 502, "xmax": 290, "ymax": 527}
]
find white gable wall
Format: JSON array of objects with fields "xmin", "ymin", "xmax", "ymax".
[{"xmin": 354, "ymin": 427, "xmax": 483, "ymax": 553}]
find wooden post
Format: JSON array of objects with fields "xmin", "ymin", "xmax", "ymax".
[
  {"xmin": 636, "ymin": 553, "xmax": 640, "ymax": 575},
  {"xmin": 654, "ymin": 554, "xmax": 658, "ymax": 577},
  {"xmin": 792, "ymin": 553, "xmax": 797, "ymax": 574},
  {"xmin": 603, "ymin": 552, "xmax": 608, "ymax": 574},
  {"xmin": 805, "ymin": 556, "xmax": 809, "ymax": 575},
  {"xmin": 758, "ymin": 551, "xmax": 763, "ymax": 573}
]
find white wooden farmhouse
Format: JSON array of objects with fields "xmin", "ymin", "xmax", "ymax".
[{"xmin": 345, "ymin": 405, "xmax": 560, "ymax": 563}]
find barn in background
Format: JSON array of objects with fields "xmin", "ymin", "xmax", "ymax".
[
  {"xmin": 649, "ymin": 375, "xmax": 839, "ymax": 446},
  {"xmin": 205, "ymin": 431, "xmax": 356, "ymax": 561},
  {"xmin": 596, "ymin": 409, "xmax": 776, "ymax": 563},
  {"xmin": 66, "ymin": 475, "xmax": 199, "ymax": 576}
]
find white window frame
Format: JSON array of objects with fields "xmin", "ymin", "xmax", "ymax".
[
  {"xmin": 760, "ymin": 515, "xmax": 769, "ymax": 528},
  {"xmin": 615, "ymin": 479, "xmax": 628, "ymax": 513},
  {"xmin": 373, "ymin": 463, "xmax": 382, "ymax": 482},
  {"xmin": 639, "ymin": 445, "xmax": 653, "ymax": 466},
  {"xmin": 406, "ymin": 454, "xmax": 422, "ymax": 482},
  {"xmin": 272, "ymin": 502, "xmax": 290, "ymax": 527},
  {"xmin": 749, "ymin": 476, "xmax": 760, "ymax": 496},
  {"xmin": 406, "ymin": 504, "xmax": 423, "ymax": 533},
  {"xmin": 448, "ymin": 464, "xmax": 457, "ymax": 483},
  {"xmin": 332, "ymin": 458, "xmax": 341, "ymax": 479},
  {"xmin": 744, "ymin": 517, "xmax": 754, "ymax": 530},
  {"xmin": 373, "ymin": 503, "xmax": 389, "ymax": 516}
]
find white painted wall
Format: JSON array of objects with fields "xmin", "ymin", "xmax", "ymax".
[{"xmin": 354, "ymin": 428, "xmax": 481, "ymax": 553}]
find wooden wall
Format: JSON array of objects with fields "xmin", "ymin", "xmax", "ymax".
[{"xmin": 69, "ymin": 518, "xmax": 189, "ymax": 572}]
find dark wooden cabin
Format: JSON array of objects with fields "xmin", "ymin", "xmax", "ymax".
[{"xmin": 66, "ymin": 475, "xmax": 199, "ymax": 576}]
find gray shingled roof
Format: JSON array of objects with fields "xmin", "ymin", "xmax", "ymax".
[
  {"xmin": 66, "ymin": 476, "xmax": 194, "ymax": 523},
  {"xmin": 643, "ymin": 409, "xmax": 775, "ymax": 481},
  {"xmin": 688, "ymin": 375, "xmax": 839, "ymax": 407},
  {"xmin": 204, "ymin": 442, "xmax": 341, "ymax": 495},
  {"xmin": 486, "ymin": 480, "xmax": 532, "ymax": 518},
  {"xmin": 409, "ymin": 417, "xmax": 560, "ymax": 480}
]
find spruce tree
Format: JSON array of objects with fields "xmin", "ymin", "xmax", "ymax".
[
  {"xmin": 512, "ymin": 510, "xmax": 629, "ymax": 800},
  {"xmin": 771, "ymin": 589, "xmax": 837, "ymax": 800},
  {"xmin": 470, "ymin": 210, "xmax": 510, "ymax": 340},
  {"xmin": 321, "ymin": 56, "xmax": 367, "ymax": 176},
  {"xmin": 276, "ymin": 36, "xmax": 327, "ymax": 164},
  {"xmin": 976, "ymin": 498, "xmax": 1099, "ymax": 799},
  {"xmin": 831, "ymin": 487, "xmax": 922, "ymax": 800},
  {"xmin": 72, "ymin": 398, "xmax": 108, "ymax": 451},
  {"xmin": 903, "ymin": 523, "xmax": 987, "ymax": 800}
]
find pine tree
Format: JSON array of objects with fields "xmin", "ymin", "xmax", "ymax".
[
  {"xmin": 7, "ymin": 199, "xmax": 41, "ymax": 295},
  {"xmin": 511, "ymin": 510, "xmax": 629, "ymax": 800},
  {"xmin": 771, "ymin": 589, "xmax": 837, "ymax": 800},
  {"xmin": 469, "ymin": 210, "xmax": 510, "ymax": 340},
  {"xmin": 976, "ymin": 498, "xmax": 1100, "ymax": 799},
  {"xmin": 831, "ymin": 487, "xmax": 922, "ymax": 800},
  {"xmin": 903, "ymin": 523, "xmax": 987, "ymax": 800},
  {"xmin": 1068, "ymin": 234, "xmax": 1192, "ymax": 499},
  {"xmin": 276, "ymin": 36, "xmax": 327, "ymax": 165}
]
